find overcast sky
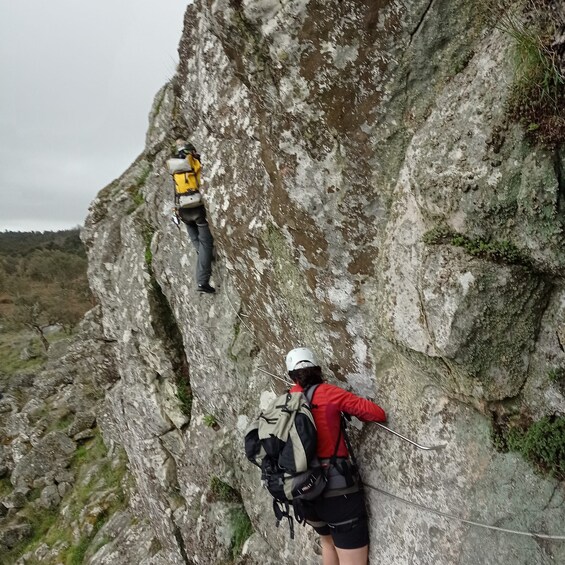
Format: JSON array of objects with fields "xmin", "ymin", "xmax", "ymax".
[{"xmin": 0, "ymin": 0, "xmax": 189, "ymax": 232}]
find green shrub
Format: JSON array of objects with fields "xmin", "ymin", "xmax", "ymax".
[{"xmin": 506, "ymin": 415, "xmax": 565, "ymax": 479}]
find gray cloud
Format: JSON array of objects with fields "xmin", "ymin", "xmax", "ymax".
[{"xmin": 0, "ymin": 0, "xmax": 188, "ymax": 231}]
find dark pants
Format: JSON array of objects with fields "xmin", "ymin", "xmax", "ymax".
[{"xmin": 178, "ymin": 205, "xmax": 214, "ymax": 286}]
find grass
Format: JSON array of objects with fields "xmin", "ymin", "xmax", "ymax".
[
  {"xmin": 229, "ymin": 506, "xmax": 253, "ymax": 560},
  {"xmin": 495, "ymin": 1, "xmax": 565, "ymax": 145},
  {"xmin": 176, "ymin": 381, "xmax": 193, "ymax": 418},
  {"xmin": 0, "ymin": 330, "xmax": 45, "ymax": 376},
  {"xmin": 126, "ymin": 164, "xmax": 152, "ymax": 213},
  {"xmin": 46, "ymin": 411, "xmax": 74, "ymax": 434},
  {"xmin": 1, "ymin": 507, "xmax": 59, "ymax": 564},
  {"xmin": 208, "ymin": 477, "xmax": 253, "ymax": 560},
  {"xmin": 63, "ymin": 510, "xmax": 108, "ymax": 565},
  {"xmin": 14, "ymin": 431, "xmax": 129, "ymax": 564},
  {"xmin": 142, "ymin": 224, "xmax": 155, "ymax": 267}
]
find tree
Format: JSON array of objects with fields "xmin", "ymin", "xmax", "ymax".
[{"xmin": 11, "ymin": 295, "xmax": 56, "ymax": 351}]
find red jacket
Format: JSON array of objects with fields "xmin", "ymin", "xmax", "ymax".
[{"xmin": 290, "ymin": 382, "xmax": 386, "ymax": 459}]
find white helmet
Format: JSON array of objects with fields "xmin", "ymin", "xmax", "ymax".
[{"xmin": 285, "ymin": 347, "xmax": 318, "ymax": 373}]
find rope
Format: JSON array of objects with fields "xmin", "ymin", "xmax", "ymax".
[{"xmin": 363, "ymin": 482, "xmax": 565, "ymax": 541}]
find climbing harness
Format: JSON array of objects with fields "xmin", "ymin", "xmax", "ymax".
[{"xmin": 362, "ymin": 482, "xmax": 565, "ymax": 541}]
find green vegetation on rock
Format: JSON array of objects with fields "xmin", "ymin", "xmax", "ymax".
[
  {"xmin": 0, "ymin": 331, "xmax": 45, "ymax": 376},
  {"xmin": 210, "ymin": 477, "xmax": 242, "ymax": 504},
  {"xmin": 208, "ymin": 477, "xmax": 252, "ymax": 560},
  {"xmin": 176, "ymin": 380, "xmax": 193, "ymax": 418},
  {"xmin": 263, "ymin": 223, "xmax": 319, "ymax": 344},
  {"xmin": 507, "ymin": 415, "xmax": 565, "ymax": 479},
  {"xmin": 203, "ymin": 414, "xmax": 218, "ymax": 428},
  {"xmin": 127, "ymin": 164, "xmax": 153, "ymax": 213},
  {"xmin": 145, "ymin": 266, "xmax": 192, "ymax": 420},
  {"xmin": 495, "ymin": 1, "xmax": 565, "ymax": 145},
  {"xmin": 423, "ymin": 226, "xmax": 530, "ymax": 266},
  {"xmin": 142, "ymin": 223, "xmax": 155, "ymax": 267},
  {"xmin": 5, "ymin": 507, "xmax": 59, "ymax": 562},
  {"xmin": 548, "ymin": 367, "xmax": 565, "ymax": 383},
  {"xmin": 229, "ymin": 506, "xmax": 253, "ymax": 560},
  {"xmin": 2, "ymin": 431, "xmax": 129, "ymax": 564},
  {"xmin": 492, "ymin": 414, "xmax": 565, "ymax": 480}
]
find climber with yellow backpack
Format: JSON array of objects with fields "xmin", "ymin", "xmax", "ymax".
[{"xmin": 167, "ymin": 138, "xmax": 215, "ymax": 293}]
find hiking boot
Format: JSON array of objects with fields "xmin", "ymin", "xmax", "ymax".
[{"xmin": 197, "ymin": 283, "xmax": 216, "ymax": 294}]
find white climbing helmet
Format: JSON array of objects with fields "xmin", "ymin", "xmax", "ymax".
[{"xmin": 285, "ymin": 347, "xmax": 318, "ymax": 373}]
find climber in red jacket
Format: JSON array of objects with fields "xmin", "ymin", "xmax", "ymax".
[{"xmin": 286, "ymin": 347, "xmax": 387, "ymax": 565}]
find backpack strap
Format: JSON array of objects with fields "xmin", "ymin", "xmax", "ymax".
[
  {"xmin": 273, "ymin": 500, "xmax": 295, "ymax": 539},
  {"xmin": 304, "ymin": 383, "xmax": 320, "ymax": 405},
  {"xmin": 336, "ymin": 413, "xmax": 359, "ymax": 487},
  {"xmin": 329, "ymin": 415, "xmax": 344, "ymax": 469},
  {"xmin": 341, "ymin": 413, "xmax": 358, "ymax": 467},
  {"xmin": 305, "ymin": 385, "xmax": 355, "ymax": 486}
]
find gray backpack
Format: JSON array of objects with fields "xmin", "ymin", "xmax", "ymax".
[{"xmin": 244, "ymin": 385, "xmax": 327, "ymax": 537}]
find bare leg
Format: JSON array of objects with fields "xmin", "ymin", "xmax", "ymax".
[
  {"xmin": 320, "ymin": 535, "xmax": 339, "ymax": 565},
  {"xmin": 335, "ymin": 545, "xmax": 368, "ymax": 565}
]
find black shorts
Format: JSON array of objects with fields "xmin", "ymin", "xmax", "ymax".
[{"xmin": 300, "ymin": 490, "xmax": 369, "ymax": 550}]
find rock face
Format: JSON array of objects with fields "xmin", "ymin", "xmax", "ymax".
[{"xmin": 81, "ymin": 1, "xmax": 565, "ymax": 564}]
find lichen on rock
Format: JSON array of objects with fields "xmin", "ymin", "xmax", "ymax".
[{"xmin": 71, "ymin": 1, "xmax": 565, "ymax": 564}]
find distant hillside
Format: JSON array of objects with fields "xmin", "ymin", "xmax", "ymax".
[
  {"xmin": 0, "ymin": 228, "xmax": 85, "ymax": 257},
  {"xmin": 0, "ymin": 228, "xmax": 92, "ymax": 350}
]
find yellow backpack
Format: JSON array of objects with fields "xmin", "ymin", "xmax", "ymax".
[
  {"xmin": 171, "ymin": 155, "xmax": 201, "ymax": 194},
  {"xmin": 166, "ymin": 155, "xmax": 203, "ymax": 209}
]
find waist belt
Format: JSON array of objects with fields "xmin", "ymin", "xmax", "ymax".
[{"xmin": 320, "ymin": 457, "xmax": 359, "ymax": 494}]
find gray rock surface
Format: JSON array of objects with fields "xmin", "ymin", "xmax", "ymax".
[{"xmin": 77, "ymin": 1, "xmax": 565, "ymax": 564}]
